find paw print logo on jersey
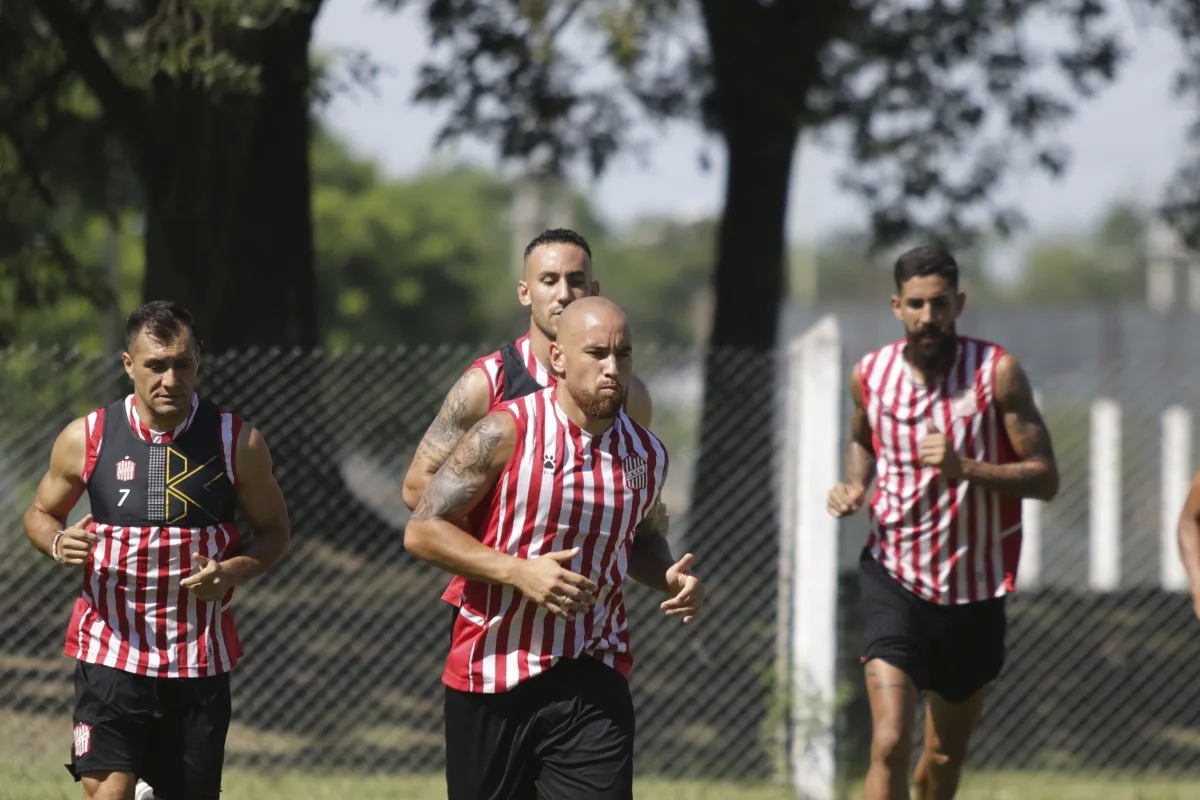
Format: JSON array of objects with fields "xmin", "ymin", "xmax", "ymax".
[{"xmin": 543, "ymin": 453, "xmax": 555, "ymax": 474}]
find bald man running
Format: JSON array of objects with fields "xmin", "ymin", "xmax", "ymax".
[
  {"xmin": 403, "ymin": 228, "xmax": 655, "ymax": 612},
  {"xmin": 406, "ymin": 296, "xmax": 705, "ymax": 800}
]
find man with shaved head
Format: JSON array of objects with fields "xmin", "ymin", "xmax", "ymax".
[
  {"xmin": 406, "ymin": 296, "xmax": 706, "ymax": 800},
  {"xmin": 403, "ymin": 228, "xmax": 655, "ymax": 614}
]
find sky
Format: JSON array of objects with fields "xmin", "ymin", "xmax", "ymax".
[{"xmin": 312, "ymin": 1, "xmax": 1194, "ymax": 272}]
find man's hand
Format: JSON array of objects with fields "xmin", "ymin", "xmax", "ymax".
[
  {"xmin": 660, "ymin": 553, "xmax": 705, "ymax": 624},
  {"xmin": 827, "ymin": 483, "xmax": 867, "ymax": 518},
  {"xmin": 180, "ymin": 554, "xmax": 232, "ymax": 602},
  {"xmin": 510, "ymin": 547, "xmax": 599, "ymax": 619},
  {"xmin": 919, "ymin": 431, "xmax": 962, "ymax": 478},
  {"xmin": 55, "ymin": 513, "xmax": 97, "ymax": 567}
]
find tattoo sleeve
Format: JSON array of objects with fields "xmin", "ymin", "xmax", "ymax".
[
  {"xmin": 412, "ymin": 414, "xmax": 506, "ymax": 524},
  {"xmin": 414, "ymin": 374, "xmax": 473, "ymax": 470},
  {"xmin": 403, "ymin": 368, "xmax": 488, "ymax": 509},
  {"xmin": 405, "ymin": 413, "xmax": 520, "ymax": 586},
  {"xmin": 959, "ymin": 355, "xmax": 1060, "ymax": 501}
]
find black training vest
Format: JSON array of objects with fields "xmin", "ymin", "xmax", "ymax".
[
  {"xmin": 499, "ymin": 341, "xmax": 545, "ymax": 401},
  {"xmin": 88, "ymin": 398, "xmax": 238, "ymax": 528}
]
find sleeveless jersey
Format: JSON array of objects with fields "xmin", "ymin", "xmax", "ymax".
[
  {"xmin": 859, "ymin": 336, "xmax": 1021, "ymax": 605},
  {"xmin": 473, "ymin": 332, "xmax": 553, "ymax": 403},
  {"xmin": 439, "ymin": 334, "xmax": 549, "ymax": 607},
  {"xmin": 64, "ymin": 393, "xmax": 246, "ymax": 677},
  {"xmin": 442, "ymin": 386, "xmax": 668, "ymax": 694}
]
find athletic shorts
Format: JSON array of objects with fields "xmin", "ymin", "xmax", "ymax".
[
  {"xmin": 66, "ymin": 660, "xmax": 232, "ymax": 799},
  {"xmin": 858, "ymin": 547, "xmax": 1007, "ymax": 703},
  {"xmin": 444, "ymin": 656, "xmax": 636, "ymax": 800}
]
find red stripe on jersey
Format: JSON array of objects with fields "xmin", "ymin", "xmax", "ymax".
[
  {"xmin": 443, "ymin": 386, "xmax": 668, "ymax": 694},
  {"xmin": 862, "ymin": 336, "xmax": 1021, "ymax": 605},
  {"xmin": 82, "ymin": 409, "xmax": 106, "ymax": 484}
]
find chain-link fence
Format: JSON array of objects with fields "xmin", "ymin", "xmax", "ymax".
[
  {"xmin": 6, "ymin": 307, "xmax": 1200, "ymax": 798},
  {"xmin": 810, "ymin": 304, "xmax": 1200, "ymax": 792},
  {"xmin": 0, "ymin": 342, "xmax": 790, "ymax": 796}
]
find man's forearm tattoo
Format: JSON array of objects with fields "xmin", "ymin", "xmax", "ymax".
[
  {"xmin": 412, "ymin": 415, "xmax": 505, "ymax": 523},
  {"xmin": 413, "ymin": 375, "xmax": 473, "ymax": 468}
]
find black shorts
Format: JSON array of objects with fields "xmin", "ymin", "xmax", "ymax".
[
  {"xmin": 444, "ymin": 656, "xmax": 636, "ymax": 800},
  {"xmin": 858, "ymin": 548, "xmax": 1007, "ymax": 703},
  {"xmin": 66, "ymin": 660, "xmax": 232, "ymax": 799}
]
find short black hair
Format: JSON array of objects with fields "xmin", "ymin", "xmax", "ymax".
[
  {"xmin": 124, "ymin": 300, "xmax": 200, "ymax": 352},
  {"xmin": 523, "ymin": 228, "xmax": 592, "ymax": 261},
  {"xmin": 893, "ymin": 245, "xmax": 959, "ymax": 291}
]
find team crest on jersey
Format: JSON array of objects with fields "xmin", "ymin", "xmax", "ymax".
[
  {"xmin": 115, "ymin": 457, "xmax": 136, "ymax": 482},
  {"xmin": 621, "ymin": 456, "xmax": 648, "ymax": 489},
  {"xmin": 73, "ymin": 722, "xmax": 91, "ymax": 756},
  {"xmin": 543, "ymin": 453, "xmax": 556, "ymax": 474}
]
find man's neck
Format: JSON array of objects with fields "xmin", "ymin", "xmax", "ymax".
[
  {"xmin": 527, "ymin": 325, "xmax": 553, "ymax": 370},
  {"xmin": 555, "ymin": 389, "xmax": 614, "ymax": 437},
  {"xmin": 904, "ymin": 353, "xmax": 953, "ymax": 387},
  {"xmin": 134, "ymin": 395, "xmax": 189, "ymax": 434}
]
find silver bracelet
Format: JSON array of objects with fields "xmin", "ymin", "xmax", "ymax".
[{"xmin": 51, "ymin": 531, "xmax": 65, "ymax": 564}]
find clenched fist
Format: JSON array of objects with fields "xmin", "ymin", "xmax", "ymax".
[
  {"xmin": 54, "ymin": 513, "xmax": 98, "ymax": 567},
  {"xmin": 918, "ymin": 432, "xmax": 962, "ymax": 478},
  {"xmin": 827, "ymin": 483, "xmax": 866, "ymax": 518}
]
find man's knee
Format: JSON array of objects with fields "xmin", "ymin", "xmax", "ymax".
[
  {"xmin": 81, "ymin": 771, "xmax": 136, "ymax": 800},
  {"xmin": 870, "ymin": 722, "xmax": 910, "ymax": 767},
  {"xmin": 922, "ymin": 738, "xmax": 968, "ymax": 772}
]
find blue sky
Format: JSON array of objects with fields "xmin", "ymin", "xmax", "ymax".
[{"xmin": 312, "ymin": 0, "xmax": 1193, "ymax": 270}]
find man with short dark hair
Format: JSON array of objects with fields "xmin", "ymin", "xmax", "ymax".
[
  {"xmin": 827, "ymin": 246, "xmax": 1059, "ymax": 800},
  {"xmin": 402, "ymin": 228, "xmax": 655, "ymax": 612},
  {"xmin": 23, "ymin": 300, "xmax": 291, "ymax": 800}
]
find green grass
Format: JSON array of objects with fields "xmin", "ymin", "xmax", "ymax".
[
  {"xmin": 6, "ymin": 712, "xmax": 1200, "ymax": 799},
  {"xmin": 9, "ymin": 768, "xmax": 1200, "ymax": 800}
]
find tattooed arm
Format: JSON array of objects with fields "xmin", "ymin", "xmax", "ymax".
[
  {"xmin": 404, "ymin": 412, "xmax": 599, "ymax": 617},
  {"xmin": 402, "ymin": 367, "xmax": 492, "ymax": 510},
  {"xmin": 936, "ymin": 353, "xmax": 1059, "ymax": 501}
]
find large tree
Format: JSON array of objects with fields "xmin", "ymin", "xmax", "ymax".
[
  {"xmin": 0, "ymin": 0, "xmax": 408, "ymax": 562},
  {"xmin": 2, "ymin": 0, "xmax": 322, "ymax": 351}
]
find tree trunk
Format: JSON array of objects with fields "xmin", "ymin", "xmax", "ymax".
[
  {"xmin": 141, "ymin": 14, "xmax": 319, "ymax": 352},
  {"xmin": 134, "ymin": 12, "xmax": 391, "ymax": 557},
  {"xmin": 679, "ymin": 119, "xmax": 799, "ymax": 777}
]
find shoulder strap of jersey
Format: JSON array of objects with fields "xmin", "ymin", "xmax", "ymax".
[{"xmin": 499, "ymin": 341, "xmax": 544, "ymax": 401}]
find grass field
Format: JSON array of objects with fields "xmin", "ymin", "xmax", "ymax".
[
  {"xmin": 8, "ymin": 768, "xmax": 1200, "ymax": 800},
  {"xmin": 6, "ymin": 711, "xmax": 1200, "ymax": 800}
]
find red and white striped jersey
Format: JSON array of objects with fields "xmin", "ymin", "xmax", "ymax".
[
  {"xmin": 440, "ymin": 333, "xmax": 554, "ymax": 607},
  {"xmin": 442, "ymin": 386, "xmax": 668, "ymax": 694},
  {"xmin": 472, "ymin": 332, "xmax": 555, "ymax": 402},
  {"xmin": 860, "ymin": 336, "xmax": 1022, "ymax": 605},
  {"xmin": 63, "ymin": 393, "xmax": 247, "ymax": 678}
]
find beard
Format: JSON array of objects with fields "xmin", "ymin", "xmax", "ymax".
[
  {"xmin": 566, "ymin": 378, "xmax": 624, "ymax": 420},
  {"xmin": 907, "ymin": 325, "xmax": 957, "ymax": 374}
]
